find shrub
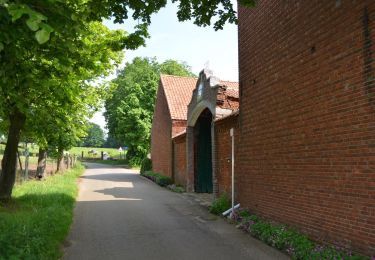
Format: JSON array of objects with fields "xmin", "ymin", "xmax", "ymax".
[
  {"xmin": 155, "ymin": 175, "xmax": 172, "ymax": 187},
  {"xmin": 128, "ymin": 156, "xmax": 142, "ymax": 167},
  {"xmin": 142, "ymin": 171, "xmax": 172, "ymax": 187},
  {"xmin": 209, "ymin": 193, "xmax": 231, "ymax": 215},
  {"xmin": 140, "ymin": 157, "xmax": 152, "ymax": 174},
  {"xmin": 167, "ymin": 184, "xmax": 185, "ymax": 193}
]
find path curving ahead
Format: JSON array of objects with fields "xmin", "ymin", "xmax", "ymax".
[{"xmin": 63, "ymin": 163, "xmax": 288, "ymax": 260}]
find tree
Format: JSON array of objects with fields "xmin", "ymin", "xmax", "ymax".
[
  {"xmin": 103, "ymin": 135, "xmax": 122, "ymax": 148},
  {"xmin": 0, "ymin": 0, "xmax": 255, "ymax": 199},
  {"xmin": 104, "ymin": 57, "xmax": 195, "ymax": 164},
  {"xmin": 82, "ymin": 123, "xmax": 105, "ymax": 148},
  {"xmin": 0, "ymin": 13, "xmax": 125, "ymax": 199}
]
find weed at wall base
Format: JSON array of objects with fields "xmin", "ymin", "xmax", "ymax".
[
  {"xmin": 141, "ymin": 171, "xmax": 172, "ymax": 187},
  {"xmin": 209, "ymin": 193, "xmax": 231, "ymax": 215},
  {"xmin": 229, "ymin": 209, "xmax": 370, "ymax": 260}
]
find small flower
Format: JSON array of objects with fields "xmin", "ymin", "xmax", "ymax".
[{"xmin": 286, "ymin": 246, "xmax": 295, "ymax": 256}]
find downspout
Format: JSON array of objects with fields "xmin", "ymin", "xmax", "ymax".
[
  {"xmin": 170, "ymin": 122, "xmax": 174, "ymax": 182},
  {"xmin": 230, "ymin": 127, "xmax": 235, "ymax": 216},
  {"xmin": 223, "ymin": 127, "xmax": 239, "ymax": 217},
  {"xmin": 211, "ymin": 117, "xmax": 218, "ymax": 199}
]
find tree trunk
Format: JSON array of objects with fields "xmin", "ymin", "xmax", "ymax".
[
  {"xmin": 0, "ymin": 109, "xmax": 26, "ymax": 201},
  {"xmin": 36, "ymin": 148, "xmax": 47, "ymax": 179},
  {"xmin": 56, "ymin": 146, "xmax": 64, "ymax": 172}
]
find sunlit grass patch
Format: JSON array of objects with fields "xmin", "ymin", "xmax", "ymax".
[{"xmin": 0, "ymin": 163, "xmax": 84, "ymax": 259}]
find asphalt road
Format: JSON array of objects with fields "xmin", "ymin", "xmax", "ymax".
[{"xmin": 63, "ymin": 163, "xmax": 289, "ymax": 260}]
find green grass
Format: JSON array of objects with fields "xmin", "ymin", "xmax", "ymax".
[
  {"xmin": 209, "ymin": 193, "xmax": 231, "ymax": 215},
  {"xmin": 69, "ymin": 147, "xmax": 126, "ymax": 159},
  {"xmin": 0, "ymin": 144, "xmax": 126, "ymax": 160},
  {"xmin": 0, "ymin": 143, "xmax": 39, "ymax": 155},
  {"xmin": 0, "ymin": 163, "xmax": 85, "ymax": 260},
  {"xmin": 0, "ymin": 154, "xmax": 39, "ymax": 165}
]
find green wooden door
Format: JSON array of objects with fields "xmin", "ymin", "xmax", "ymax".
[{"xmin": 196, "ymin": 119, "xmax": 213, "ymax": 193}]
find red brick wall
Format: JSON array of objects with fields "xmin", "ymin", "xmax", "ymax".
[
  {"xmin": 172, "ymin": 133, "xmax": 187, "ymax": 186},
  {"xmin": 215, "ymin": 114, "xmax": 238, "ymax": 197},
  {"xmin": 151, "ymin": 84, "xmax": 172, "ymax": 178},
  {"xmin": 238, "ymin": 1, "xmax": 375, "ymax": 256}
]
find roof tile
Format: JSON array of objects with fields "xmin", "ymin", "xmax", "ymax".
[
  {"xmin": 160, "ymin": 74, "xmax": 197, "ymax": 120},
  {"xmin": 160, "ymin": 75, "xmax": 239, "ymax": 120}
]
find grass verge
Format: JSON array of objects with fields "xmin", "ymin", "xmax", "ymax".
[{"xmin": 0, "ymin": 163, "xmax": 84, "ymax": 260}]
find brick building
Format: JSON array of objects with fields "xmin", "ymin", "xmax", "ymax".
[
  {"xmin": 151, "ymin": 75, "xmax": 197, "ymax": 178},
  {"xmin": 151, "ymin": 70, "xmax": 239, "ymax": 196},
  {"xmin": 185, "ymin": 69, "xmax": 239, "ymax": 194},
  {"xmin": 237, "ymin": 1, "xmax": 375, "ymax": 255}
]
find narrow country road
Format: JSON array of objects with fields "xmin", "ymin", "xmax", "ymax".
[{"xmin": 64, "ymin": 163, "xmax": 288, "ymax": 260}]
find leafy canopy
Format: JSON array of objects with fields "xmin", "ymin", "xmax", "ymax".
[
  {"xmin": 0, "ymin": 0, "xmax": 255, "ymax": 52},
  {"xmin": 81, "ymin": 123, "xmax": 105, "ymax": 148},
  {"xmin": 105, "ymin": 57, "xmax": 195, "ymax": 164}
]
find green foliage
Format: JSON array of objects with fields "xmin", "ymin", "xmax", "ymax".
[
  {"xmin": 142, "ymin": 171, "xmax": 173, "ymax": 187},
  {"xmin": 156, "ymin": 175, "xmax": 173, "ymax": 187},
  {"xmin": 81, "ymin": 123, "xmax": 105, "ymax": 148},
  {"xmin": 167, "ymin": 184, "xmax": 185, "ymax": 193},
  {"xmin": 140, "ymin": 157, "xmax": 152, "ymax": 174},
  {"xmin": 0, "ymin": 163, "xmax": 84, "ymax": 259},
  {"xmin": 104, "ymin": 57, "xmax": 195, "ymax": 163},
  {"xmin": 209, "ymin": 193, "xmax": 231, "ymax": 215},
  {"xmin": 172, "ymin": 0, "xmax": 256, "ymax": 30},
  {"xmin": 231, "ymin": 211, "xmax": 369, "ymax": 260},
  {"xmin": 0, "ymin": 0, "xmax": 255, "ymax": 54},
  {"xmin": 103, "ymin": 135, "xmax": 122, "ymax": 148},
  {"xmin": 0, "ymin": 3, "xmax": 127, "ymax": 197},
  {"xmin": 0, "ymin": 0, "xmax": 256, "ymax": 199},
  {"xmin": 0, "ymin": 0, "xmax": 255, "ymax": 49},
  {"xmin": 159, "ymin": 59, "xmax": 196, "ymax": 77}
]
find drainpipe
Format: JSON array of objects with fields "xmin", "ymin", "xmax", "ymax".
[
  {"xmin": 211, "ymin": 118, "xmax": 218, "ymax": 198},
  {"xmin": 230, "ymin": 127, "xmax": 234, "ymax": 217}
]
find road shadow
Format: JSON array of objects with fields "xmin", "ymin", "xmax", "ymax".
[
  {"xmin": 82, "ymin": 161, "xmax": 134, "ymax": 170},
  {"xmin": 93, "ymin": 187, "xmax": 143, "ymax": 200}
]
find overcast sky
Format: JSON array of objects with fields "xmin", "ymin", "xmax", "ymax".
[{"xmin": 91, "ymin": 2, "xmax": 239, "ymax": 130}]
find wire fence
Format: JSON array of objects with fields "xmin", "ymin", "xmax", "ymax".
[{"xmin": 0, "ymin": 151, "xmax": 79, "ymax": 184}]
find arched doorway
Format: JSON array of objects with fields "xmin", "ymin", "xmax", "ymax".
[{"xmin": 194, "ymin": 108, "xmax": 213, "ymax": 193}]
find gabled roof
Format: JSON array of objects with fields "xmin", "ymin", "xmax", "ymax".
[
  {"xmin": 160, "ymin": 74, "xmax": 239, "ymax": 121},
  {"xmin": 160, "ymin": 74, "xmax": 197, "ymax": 120}
]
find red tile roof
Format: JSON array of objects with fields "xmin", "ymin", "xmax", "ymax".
[
  {"xmin": 160, "ymin": 75, "xmax": 239, "ymax": 120},
  {"xmin": 221, "ymin": 80, "xmax": 239, "ymax": 89},
  {"xmin": 160, "ymin": 74, "xmax": 197, "ymax": 120}
]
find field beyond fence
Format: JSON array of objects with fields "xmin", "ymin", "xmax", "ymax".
[{"xmin": 0, "ymin": 144, "xmax": 124, "ymax": 183}]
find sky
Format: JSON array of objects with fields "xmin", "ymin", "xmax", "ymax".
[{"xmin": 91, "ymin": 2, "xmax": 239, "ymax": 130}]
